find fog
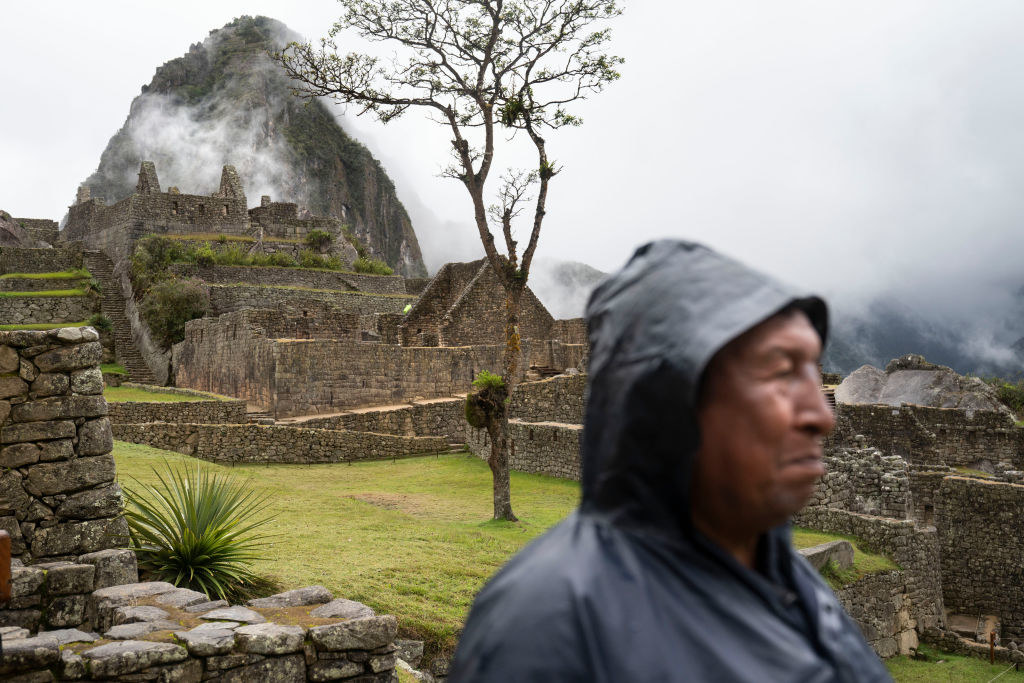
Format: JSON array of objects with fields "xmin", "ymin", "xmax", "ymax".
[{"xmin": 4, "ymin": 1, "xmax": 1024, "ymax": 369}]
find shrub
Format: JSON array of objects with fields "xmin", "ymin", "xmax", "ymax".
[
  {"xmin": 353, "ymin": 256, "xmax": 394, "ymax": 275},
  {"xmin": 130, "ymin": 236, "xmax": 187, "ymax": 293},
  {"xmin": 194, "ymin": 244, "xmax": 216, "ymax": 267},
  {"xmin": 123, "ymin": 462, "xmax": 276, "ymax": 602},
  {"xmin": 87, "ymin": 313, "xmax": 113, "ymax": 333},
  {"xmin": 215, "ymin": 243, "xmax": 249, "ymax": 266},
  {"xmin": 217, "ymin": 233, "xmax": 229, "ymax": 244},
  {"xmin": 465, "ymin": 371, "xmax": 507, "ymax": 429},
  {"xmin": 325, "ymin": 255, "xmax": 343, "ymax": 270},
  {"xmin": 299, "ymin": 248, "xmax": 326, "ymax": 269},
  {"xmin": 140, "ymin": 278, "xmax": 209, "ymax": 348},
  {"xmin": 268, "ymin": 252, "xmax": 297, "ymax": 267},
  {"xmin": 305, "ymin": 229, "xmax": 333, "ymax": 251},
  {"xmin": 984, "ymin": 376, "xmax": 1024, "ymax": 416},
  {"xmin": 342, "ymin": 225, "xmax": 369, "ymax": 259}
]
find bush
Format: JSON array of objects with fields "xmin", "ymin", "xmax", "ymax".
[
  {"xmin": 217, "ymin": 234, "xmax": 229, "ymax": 244},
  {"xmin": 298, "ymin": 249, "xmax": 326, "ymax": 269},
  {"xmin": 87, "ymin": 313, "xmax": 113, "ymax": 333},
  {"xmin": 465, "ymin": 371, "xmax": 507, "ymax": 429},
  {"xmin": 268, "ymin": 252, "xmax": 298, "ymax": 267},
  {"xmin": 216, "ymin": 243, "xmax": 249, "ymax": 266},
  {"xmin": 353, "ymin": 256, "xmax": 394, "ymax": 275},
  {"xmin": 342, "ymin": 225, "xmax": 369, "ymax": 259},
  {"xmin": 194, "ymin": 244, "xmax": 216, "ymax": 267},
  {"xmin": 123, "ymin": 462, "xmax": 276, "ymax": 602},
  {"xmin": 984, "ymin": 376, "xmax": 1024, "ymax": 416},
  {"xmin": 140, "ymin": 278, "xmax": 209, "ymax": 348},
  {"xmin": 130, "ymin": 236, "xmax": 187, "ymax": 293},
  {"xmin": 305, "ymin": 229, "xmax": 334, "ymax": 251}
]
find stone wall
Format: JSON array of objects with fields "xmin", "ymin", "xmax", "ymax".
[
  {"xmin": 207, "ymin": 284, "xmax": 414, "ymax": 317},
  {"xmin": 299, "ymin": 398, "xmax": 465, "ymax": 443},
  {"xmin": 0, "ymin": 294, "xmax": 97, "ymax": 325},
  {"xmin": 170, "ymin": 263, "xmax": 408, "ymax": 295},
  {"xmin": 0, "ymin": 245, "xmax": 83, "ymax": 274},
  {"xmin": 0, "ymin": 327, "xmax": 128, "ymax": 564},
  {"xmin": 12, "ymin": 218, "xmax": 59, "ymax": 245},
  {"xmin": 938, "ymin": 476, "xmax": 1024, "ymax": 640},
  {"xmin": 908, "ymin": 467, "xmax": 948, "ymax": 526},
  {"xmin": 467, "ymin": 419, "xmax": 582, "ymax": 480},
  {"xmin": 804, "ymin": 447, "xmax": 911, "ymax": 519},
  {"xmin": 0, "ymin": 276, "xmax": 91, "ymax": 293},
  {"xmin": 107, "ymin": 399, "xmax": 247, "ymax": 425},
  {"xmin": 836, "ymin": 570, "xmax": 919, "ymax": 657},
  {"xmin": 794, "ymin": 507, "xmax": 945, "ymax": 634},
  {"xmin": 112, "ymin": 423, "xmax": 447, "ymax": 464},
  {"xmin": 550, "ymin": 318, "xmax": 587, "ymax": 345},
  {"xmin": 830, "ymin": 402, "xmax": 1024, "ymax": 469},
  {"xmin": 0, "ymin": 549, "xmax": 137, "ymax": 633},
  {"xmin": 509, "ymin": 373, "xmax": 586, "ymax": 424}
]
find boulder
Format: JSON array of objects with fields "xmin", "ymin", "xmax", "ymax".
[
  {"xmin": 310, "ymin": 598, "xmax": 375, "ymax": 620},
  {"xmin": 309, "ymin": 615, "xmax": 397, "ymax": 651},
  {"xmin": 82, "ymin": 640, "xmax": 188, "ymax": 678},
  {"xmin": 234, "ymin": 622, "xmax": 306, "ymax": 655},
  {"xmin": 247, "ymin": 584, "xmax": 332, "ymax": 608}
]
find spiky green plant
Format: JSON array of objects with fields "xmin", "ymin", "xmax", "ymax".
[{"xmin": 123, "ymin": 462, "xmax": 276, "ymax": 602}]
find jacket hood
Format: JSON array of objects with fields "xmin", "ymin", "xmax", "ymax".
[{"xmin": 580, "ymin": 239, "xmax": 827, "ymax": 536}]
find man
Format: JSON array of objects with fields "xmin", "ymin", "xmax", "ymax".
[{"xmin": 449, "ymin": 240, "xmax": 891, "ymax": 681}]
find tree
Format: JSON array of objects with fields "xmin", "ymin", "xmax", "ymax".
[{"xmin": 275, "ymin": 0, "xmax": 622, "ymax": 521}]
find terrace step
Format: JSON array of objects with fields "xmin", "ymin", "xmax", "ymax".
[{"xmin": 83, "ymin": 250, "xmax": 156, "ymax": 384}]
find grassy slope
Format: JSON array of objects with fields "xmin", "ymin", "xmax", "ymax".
[
  {"xmin": 104, "ymin": 387, "xmax": 214, "ymax": 403},
  {"xmin": 886, "ymin": 644, "xmax": 1024, "ymax": 681},
  {"xmin": 0, "ymin": 289, "xmax": 89, "ymax": 297},
  {"xmin": 0, "ymin": 321, "xmax": 88, "ymax": 331},
  {"xmin": 0, "ymin": 269, "xmax": 91, "ymax": 280},
  {"xmin": 792, "ymin": 527, "xmax": 898, "ymax": 588}
]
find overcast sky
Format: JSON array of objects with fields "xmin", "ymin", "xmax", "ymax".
[{"xmin": 3, "ymin": 1, "xmax": 1024, "ymax": 325}]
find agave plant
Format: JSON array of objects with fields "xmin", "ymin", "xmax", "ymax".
[{"xmin": 123, "ymin": 462, "xmax": 275, "ymax": 602}]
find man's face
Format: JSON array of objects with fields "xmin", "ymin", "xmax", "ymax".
[{"xmin": 691, "ymin": 310, "xmax": 835, "ymax": 537}]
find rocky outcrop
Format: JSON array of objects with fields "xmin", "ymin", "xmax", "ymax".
[
  {"xmin": 78, "ymin": 15, "xmax": 426, "ymax": 277},
  {"xmin": 835, "ymin": 354, "xmax": 1014, "ymax": 417}
]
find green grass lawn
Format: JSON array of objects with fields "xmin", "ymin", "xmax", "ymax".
[
  {"xmin": 0, "ymin": 288, "xmax": 89, "ymax": 297},
  {"xmin": 886, "ymin": 643, "xmax": 1024, "ymax": 681},
  {"xmin": 100, "ymin": 363, "xmax": 127, "ymax": 376},
  {"xmin": 104, "ymin": 386, "xmax": 216, "ymax": 402},
  {"xmin": 0, "ymin": 269, "xmax": 90, "ymax": 280},
  {"xmin": 792, "ymin": 527, "xmax": 898, "ymax": 588}
]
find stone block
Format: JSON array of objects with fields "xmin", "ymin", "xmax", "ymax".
[
  {"xmin": 219, "ymin": 652, "xmax": 305, "ymax": 683},
  {"xmin": 0, "ymin": 609, "xmax": 42, "ymax": 631},
  {"xmin": 11, "ymin": 567, "xmax": 45, "ymax": 597},
  {"xmin": 0, "ymin": 420, "xmax": 76, "ymax": 444},
  {"xmin": 29, "ymin": 373, "xmax": 69, "ymax": 398},
  {"xmin": 29, "ymin": 516, "xmax": 128, "ymax": 558},
  {"xmin": 204, "ymin": 652, "xmax": 265, "ymax": 671},
  {"xmin": 247, "ymin": 584, "xmax": 332, "ymax": 608},
  {"xmin": 395, "ymin": 639, "xmax": 424, "ymax": 668},
  {"xmin": 310, "ymin": 615, "xmax": 398, "ymax": 652},
  {"xmin": 0, "ymin": 516, "xmax": 26, "ymax": 555},
  {"xmin": 310, "ymin": 598, "xmax": 375, "ymax": 620},
  {"xmin": 308, "ymin": 658, "xmax": 364, "ymax": 681},
  {"xmin": 0, "ymin": 345, "xmax": 18, "ymax": 373},
  {"xmin": 0, "ymin": 470, "xmax": 31, "ymax": 515},
  {"xmin": 104, "ymin": 620, "xmax": 180, "ymax": 639},
  {"xmin": 11, "ymin": 395, "xmax": 106, "ymax": 423},
  {"xmin": 43, "ymin": 594, "xmax": 88, "ymax": 628},
  {"xmin": 0, "ymin": 634, "xmax": 60, "ymax": 677},
  {"xmin": 37, "ymin": 439, "xmax": 74, "ymax": 463},
  {"xmin": 38, "ymin": 628, "xmax": 99, "ymax": 645},
  {"xmin": 0, "ymin": 375, "xmax": 28, "ymax": 400},
  {"xmin": 114, "ymin": 606, "xmax": 171, "ymax": 625},
  {"xmin": 81, "ymin": 639, "xmax": 188, "ymax": 677},
  {"xmin": 70, "ymin": 368, "xmax": 103, "ymax": 395},
  {"xmin": 183, "ymin": 599, "xmax": 228, "ymax": 613},
  {"xmin": 55, "ymin": 484, "xmax": 123, "ymax": 520},
  {"xmin": 200, "ymin": 606, "xmax": 266, "ymax": 624},
  {"xmin": 0, "ymin": 443, "xmax": 40, "ymax": 468},
  {"xmin": 42, "ymin": 562, "xmax": 95, "ymax": 595},
  {"xmin": 25, "ymin": 455, "xmax": 116, "ymax": 495},
  {"xmin": 32, "ymin": 342, "xmax": 103, "ymax": 373},
  {"xmin": 153, "ymin": 587, "xmax": 209, "ymax": 609},
  {"xmin": 235, "ymin": 622, "xmax": 306, "ymax": 655},
  {"xmin": 1, "ymin": 626, "xmax": 30, "ymax": 641},
  {"xmin": 77, "ymin": 418, "xmax": 113, "ymax": 456},
  {"xmin": 174, "ymin": 627, "xmax": 236, "ymax": 656},
  {"xmin": 798, "ymin": 540, "xmax": 855, "ymax": 571},
  {"xmin": 0, "ymin": 400, "xmax": 9, "ymax": 425},
  {"xmin": 369, "ymin": 653, "xmax": 397, "ymax": 673},
  {"xmin": 19, "ymin": 360, "xmax": 37, "ymax": 382},
  {"xmin": 58, "ymin": 650, "xmax": 85, "ymax": 680},
  {"xmin": 78, "ymin": 548, "xmax": 138, "ymax": 588}
]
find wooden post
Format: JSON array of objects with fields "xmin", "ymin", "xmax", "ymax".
[
  {"xmin": 0, "ymin": 529, "xmax": 10, "ymax": 605},
  {"xmin": 990, "ymin": 630, "xmax": 996, "ymax": 665}
]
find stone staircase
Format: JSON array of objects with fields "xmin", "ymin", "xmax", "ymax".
[{"xmin": 83, "ymin": 250, "xmax": 156, "ymax": 384}]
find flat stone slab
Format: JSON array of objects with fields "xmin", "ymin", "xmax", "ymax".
[
  {"xmin": 104, "ymin": 620, "xmax": 181, "ymax": 640},
  {"xmin": 200, "ymin": 606, "xmax": 267, "ymax": 624},
  {"xmin": 114, "ymin": 605, "xmax": 171, "ymax": 625},
  {"xmin": 175, "ymin": 628, "xmax": 236, "ymax": 657},
  {"xmin": 153, "ymin": 587, "xmax": 210, "ymax": 609},
  {"xmin": 92, "ymin": 581, "xmax": 176, "ymax": 606},
  {"xmin": 309, "ymin": 615, "xmax": 398, "ymax": 652},
  {"xmin": 184, "ymin": 599, "xmax": 229, "ymax": 613},
  {"xmin": 38, "ymin": 628, "xmax": 99, "ymax": 645},
  {"xmin": 247, "ymin": 585, "xmax": 332, "ymax": 608},
  {"xmin": 235, "ymin": 622, "xmax": 306, "ymax": 655},
  {"xmin": 798, "ymin": 540, "xmax": 854, "ymax": 571},
  {"xmin": 189, "ymin": 620, "xmax": 241, "ymax": 632},
  {"xmin": 310, "ymin": 598, "xmax": 375, "ymax": 620},
  {"xmin": 0, "ymin": 626, "xmax": 29, "ymax": 641},
  {"xmin": 83, "ymin": 640, "xmax": 188, "ymax": 678},
  {"xmin": 0, "ymin": 634, "xmax": 59, "ymax": 675}
]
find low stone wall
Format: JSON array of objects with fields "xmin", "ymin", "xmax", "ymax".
[
  {"xmin": 0, "ymin": 294, "xmax": 97, "ymax": 325},
  {"xmin": 0, "ymin": 327, "xmax": 128, "ymax": 564},
  {"xmin": 112, "ymin": 423, "xmax": 447, "ymax": 464},
  {"xmin": 509, "ymin": 373, "xmax": 586, "ymax": 424},
  {"xmin": 0, "ymin": 549, "xmax": 137, "ymax": 632},
  {"xmin": 0, "ymin": 276, "xmax": 90, "ymax": 292},
  {"xmin": 107, "ymin": 399, "xmax": 247, "ymax": 425},
  {"xmin": 908, "ymin": 468, "xmax": 948, "ymax": 526},
  {"xmin": 13, "ymin": 218, "xmax": 60, "ymax": 245},
  {"xmin": 207, "ymin": 284, "xmax": 414, "ymax": 317},
  {"xmin": 468, "ymin": 419, "xmax": 582, "ymax": 480},
  {"xmin": 794, "ymin": 507, "xmax": 945, "ymax": 634},
  {"xmin": 2, "ymin": 582, "xmax": 401, "ymax": 682},
  {"xmin": 938, "ymin": 476, "xmax": 1024, "ymax": 640},
  {"xmin": 0, "ymin": 245, "xmax": 83, "ymax": 274},
  {"xmin": 299, "ymin": 398, "xmax": 465, "ymax": 443},
  {"xmin": 171, "ymin": 263, "xmax": 408, "ymax": 295},
  {"xmin": 837, "ymin": 570, "xmax": 919, "ymax": 657},
  {"xmin": 804, "ymin": 447, "xmax": 911, "ymax": 519}
]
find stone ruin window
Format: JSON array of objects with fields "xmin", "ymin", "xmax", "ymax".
[
  {"xmin": 529, "ymin": 429, "xmax": 534, "ymax": 441},
  {"xmin": 923, "ymin": 504, "xmax": 935, "ymax": 526},
  {"xmin": 171, "ymin": 201, "xmax": 179, "ymax": 215},
  {"xmin": 198, "ymin": 204, "xmax": 206, "ymax": 216},
  {"xmin": 222, "ymin": 204, "xmax": 229, "ymax": 217}
]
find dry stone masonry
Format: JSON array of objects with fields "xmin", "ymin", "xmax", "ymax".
[{"xmin": 0, "ymin": 327, "xmax": 128, "ymax": 565}]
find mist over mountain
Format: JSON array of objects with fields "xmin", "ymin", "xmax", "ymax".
[
  {"xmin": 529, "ymin": 260, "xmax": 606, "ymax": 320},
  {"xmin": 77, "ymin": 15, "xmax": 426, "ymax": 277}
]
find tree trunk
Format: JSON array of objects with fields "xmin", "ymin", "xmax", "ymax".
[{"xmin": 485, "ymin": 287, "xmax": 524, "ymax": 522}]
